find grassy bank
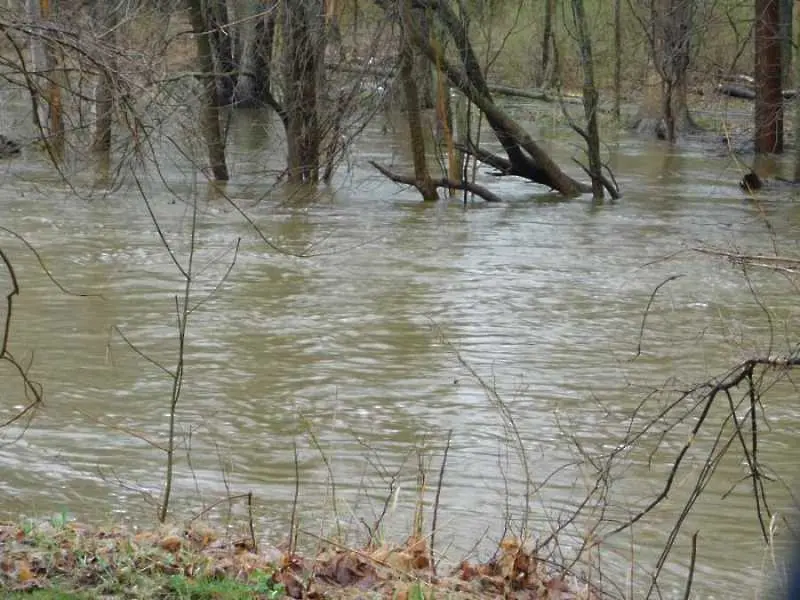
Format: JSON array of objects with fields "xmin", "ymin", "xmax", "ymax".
[{"xmin": 0, "ymin": 518, "xmax": 594, "ymax": 599}]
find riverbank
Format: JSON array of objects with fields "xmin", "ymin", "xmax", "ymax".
[{"xmin": 0, "ymin": 519, "xmax": 594, "ymax": 599}]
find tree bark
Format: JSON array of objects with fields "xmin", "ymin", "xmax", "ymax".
[
  {"xmin": 187, "ymin": 0, "xmax": 229, "ymax": 180},
  {"xmin": 794, "ymin": 20, "xmax": 800, "ymax": 180},
  {"xmin": 780, "ymin": 0, "xmax": 792, "ymax": 87},
  {"xmin": 92, "ymin": 0, "xmax": 116, "ymax": 154},
  {"xmin": 613, "ymin": 0, "xmax": 622, "ymax": 121},
  {"xmin": 538, "ymin": 0, "xmax": 556, "ymax": 88},
  {"xmin": 398, "ymin": 0, "xmax": 436, "ymax": 201},
  {"xmin": 571, "ymin": 0, "xmax": 603, "ymax": 200},
  {"xmin": 208, "ymin": 0, "xmax": 236, "ymax": 106},
  {"xmin": 755, "ymin": 0, "xmax": 784, "ymax": 153},
  {"xmin": 24, "ymin": 0, "xmax": 49, "ymax": 132},
  {"xmin": 283, "ymin": 0, "xmax": 324, "ymax": 184},
  {"xmin": 233, "ymin": 1, "xmax": 277, "ymax": 107},
  {"xmin": 632, "ymin": 0, "xmax": 696, "ymax": 141}
]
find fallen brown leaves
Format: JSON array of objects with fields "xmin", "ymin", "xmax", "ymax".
[{"xmin": 0, "ymin": 521, "xmax": 597, "ymax": 599}]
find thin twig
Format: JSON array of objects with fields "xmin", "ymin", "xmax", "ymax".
[{"xmin": 430, "ymin": 430, "xmax": 451, "ymax": 575}]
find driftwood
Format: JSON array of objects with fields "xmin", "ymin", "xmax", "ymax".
[{"xmin": 369, "ymin": 160, "xmax": 504, "ymax": 202}]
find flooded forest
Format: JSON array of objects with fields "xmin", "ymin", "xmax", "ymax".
[{"xmin": 0, "ymin": 0, "xmax": 799, "ymax": 598}]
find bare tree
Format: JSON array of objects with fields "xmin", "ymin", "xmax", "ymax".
[
  {"xmin": 630, "ymin": 0, "xmax": 698, "ymax": 141},
  {"xmin": 570, "ymin": 0, "xmax": 606, "ymax": 200},
  {"xmin": 373, "ymin": 0, "xmax": 591, "ymax": 198}
]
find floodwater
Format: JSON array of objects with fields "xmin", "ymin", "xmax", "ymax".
[{"xmin": 1, "ymin": 101, "xmax": 799, "ymax": 599}]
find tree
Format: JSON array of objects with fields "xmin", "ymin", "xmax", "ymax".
[
  {"xmin": 187, "ymin": 0, "xmax": 230, "ymax": 180},
  {"xmin": 207, "ymin": 0, "xmax": 237, "ymax": 106},
  {"xmin": 233, "ymin": 1, "xmax": 278, "ymax": 107},
  {"xmin": 398, "ymin": 0, "xmax": 436, "ymax": 201},
  {"xmin": 754, "ymin": 0, "xmax": 783, "ymax": 154},
  {"xmin": 630, "ymin": 0, "xmax": 698, "ymax": 141},
  {"xmin": 537, "ymin": 0, "xmax": 556, "ymax": 88},
  {"xmin": 373, "ymin": 0, "xmax": 591, "ymax": 198},
  {"xmin": 282, "ymin": 0, "xmax": 325, "ymax": 183},
  {"xmin": 570, "ymin": 0, "xmax": 607, "ymax": 200},
  {"xmin": 91, "ymin": 0, "xmax": 117, "ymax": 154},
  {"xmin": 25, "ymin": 0, "xmax": 65, "ymax": 156}
]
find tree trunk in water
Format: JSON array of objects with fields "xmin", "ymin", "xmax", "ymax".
[
  {"xmin": 92, "ymin": 0, "xmax": 117, "ymax": 154},
  {"xmin": 571, "ymin": 0, "xmax": 603, "ymax": 200},
  {"xmin": 400, "ymin": 0, "xmax": 436, "ymax": 200},
  {"xmin": 755, "ymin": 0, "xmax": 784, "ymax": 154},
  {"xmin": 187, "ymin": 0, "xmax": 229, "ymax": 180},
  {"xmin": 283, "ymin": 0, "xmax": 324, "ymax": 184},
  {"xmin": 538, "ymin": 0, "xmax": 555, "ymax": 88}
]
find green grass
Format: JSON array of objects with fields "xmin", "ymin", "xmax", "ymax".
[
  {"xmin": 3, "ymin": 572, "xmax": 285, "ymax": 600},
  {"xmin": 166, "ymin": 572, "xmax": 284, "ymax": 599}
]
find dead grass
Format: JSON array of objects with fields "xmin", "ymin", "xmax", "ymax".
[{"xmin": 0, "ymin": 519, "xmax": 599, "ymax": 599}]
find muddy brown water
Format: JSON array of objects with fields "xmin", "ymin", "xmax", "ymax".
[{"xmin": 1, "ymin": 104, "xmax": 799, "ymax": 598}]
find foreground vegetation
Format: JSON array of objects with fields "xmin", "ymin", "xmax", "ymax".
[{"xmin": 0, "ymin": 518, "xmax": 594, "ymax": 599}]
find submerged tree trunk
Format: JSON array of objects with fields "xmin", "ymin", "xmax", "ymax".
[
  {"xmin": 187, "ymin": 0, "xmax": 229, "ymax": 180},
  {"xmin": 755, "ymin": 0, "xmax": 784, "ymax": 153},
  {"xmin": 283, "ymin": 0, "xmax": 324, "ymax": 183}
]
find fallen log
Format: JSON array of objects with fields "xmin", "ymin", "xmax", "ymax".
[
  {"xmin": 717, "ymin": 84, "xmax": 755, "ymax": 100},
  {"xmin": 717, "ymin": 84, "xmax": 798, "ymax": 100}
]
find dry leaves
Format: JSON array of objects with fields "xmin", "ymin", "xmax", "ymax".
[{"xmin": 0, "ymin": 522, "xmax": 597, "ymax": 599}]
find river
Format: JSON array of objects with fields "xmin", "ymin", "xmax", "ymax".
[{"xmin": 1, "ymin": 103, "xmax": 799, "ymax": 599}]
